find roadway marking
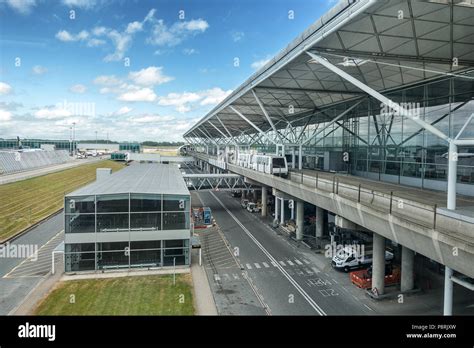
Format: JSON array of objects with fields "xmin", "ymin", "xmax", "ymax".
[
  {"xmin": 262, "ymin": 262, "xmax": 270, "ymax": 268},
  {"xmin": 210, "ymin": 191, "xmax": 327, "ymax": 316},
  {"xmin": 246, "ymin": 263, "xmax": 252, "ymax": 270},
  {"xmin": 233, "ymin": 273, "xmax": 240, "ymax": 280},
  {"xmin": 364, "ymin": 304, "xmax": 374, "ymax": 312},
  {"xmin": 279, "ymin": 261, "xmax": 286, "ymax": 267},
  {"xmin": 295, "ymin": 259, "xmax": 303, "ymax": 265},
  {"xmin": 254, "ymin": 263, "xmax": 261, "ymax": 269},
  {"xmin": 271, "ymin": 261, "xmax": 278, "ymax": 267},
  {"xmin": 303, "ymin": 259, "xmax": 311, "ymax": 265},
  {"xmin": 311, "ymin": 267, "xmax": 321, "ymax": 274},
  {"xmin": 287, "ymin": 260, "xmax": 294, "ymax": 266}
]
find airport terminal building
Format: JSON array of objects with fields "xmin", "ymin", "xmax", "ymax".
[{"xmin": 64, "ymin": 163, "xmax": 191, "ymax": 272}]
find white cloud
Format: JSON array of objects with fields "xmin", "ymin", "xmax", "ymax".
[
  {"xmin": 55, "ymin": 30, "xmax": 89, "ymax": 42},
  {"xmin": 147, "ymin": 18, "xmax": 209, "ymax": 47},
  {"xmin": 0, "ymin": 82, "xmax": 13, "ymax": 95},
  {"xmin": 32, "ymin": 65, "xmax": 47, "ymax": 75},
  {"xmin": 157, "ymin": 87, "xmax": 231, "ymax": 113},
  {"xmin": 183, "ymin": 48, "xmax": 197, "ymax": 55},
  {"xmin": 129, "ymin": 115, "xmax": 174, "ymax": 123},
  {"xmin": 117, "ymin": 88, "xmax": 157, "ymax": 102},
  {"xmin": 115, "ymin": 106, "xmax": 132, "ymax": 115},
  {"xmin": 34, "ymin": 107, "xmax": 72, "ymax": 119},
  {"xmin": 128, "ymin": 66, "xmax": 173, "ymax": 87},
  {"xmin": 5, "ymin": 0, "xmax": 36, "ymax": 14},
  {"xmin": 70, "ymin": 84, "xmax": 87, "ymax": 94},
  {"xmin": 231, "ymin": 31, "xmax": 244, "ymax": 42},
  {"xmin": 126, "ymin": 21, "xmax": 143, "ymax": 34},
  {"xmin": 0, "ymin": 109, "xmax": 12, "ymax": 121},
  {"xmin": 199, "ymin": 87, "xmax": 232, "ymax": 106},
  {"xmin": 93, "ymin": 75, "xmax": 122, "ymax": 86},
  {"xmin": 251, "ymin": 56, "xmax": 272, "ymax": 70},
  {"xmin": 102, "ymin": 29, "xmax": 132, "ymax": 62},
  {"xmin": 61, "ymin": 0, "xmax": 96, "ymax": 9},
  {"xmin": 87, "ymin": 38, "xmax": 106, "ymax": 47}
]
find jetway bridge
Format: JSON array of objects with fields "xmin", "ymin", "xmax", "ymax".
[{"xmin": 182, "ymin": 173, "xmax": 257, "ymax": 191}]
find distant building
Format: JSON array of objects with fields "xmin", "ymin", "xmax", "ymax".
[{"xmin": 64, "ymin": 163, "xmax": 191, "ymax": 272}]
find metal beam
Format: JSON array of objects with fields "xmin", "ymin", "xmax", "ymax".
[
  {"xmin": 229, "ymin": 106, "xmax": 277, "ymax": 145},
  {"xmin": 252, "ymin": 89, "xmax": 283, "ymax": 143},
  {"xmin": 254, "ymin": 86, "xmax": 364, "ymax": 95},
  {"xmin": 307, "ymin": 52, "xmax": 450, "ymax": 142},
  {"xmin": 301, "ymin": 100, "xmax": 362, "ymax": 145}
]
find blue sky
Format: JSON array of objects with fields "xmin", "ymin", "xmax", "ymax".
[{"xmin": 0, "ymin": 0, "xmax": 334, "ymax": 141}]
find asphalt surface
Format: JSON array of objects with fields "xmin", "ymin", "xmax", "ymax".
[{"xmin": 0, "ymin": 212, "xmax": 64, "ymax": 314}]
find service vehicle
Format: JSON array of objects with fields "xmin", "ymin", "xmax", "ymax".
[
  {"xmin": 331, "ymin": 245, "xmax": 393, "ymax": 272},
  {"xmin": 350, "ymin": 264, "xmax": 401, "ymax": 289}
]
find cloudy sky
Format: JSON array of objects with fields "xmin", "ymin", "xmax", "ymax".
[{"xmin": 0, "ymin": 0, "xmax": 334, "ymax": 142}]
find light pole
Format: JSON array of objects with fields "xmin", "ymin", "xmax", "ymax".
[{"xmin": 72, "ymin": 122, "xmax": 76, "ymax": 156}]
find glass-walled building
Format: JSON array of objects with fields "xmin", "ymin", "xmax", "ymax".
[
  {"xmin": 295, "ymin": 73, "xmax": 474, "ymax": 195},
  {"xmin": 119, "ymin": 142, "xmax": 141, "ymax": 153},
  {"xmin": 64, "ymin": 163, "xmax": 191, "ymax": 272},
  {"xmin": 0, "ymin": 138, "xmax": 77, "ymax": 152}
]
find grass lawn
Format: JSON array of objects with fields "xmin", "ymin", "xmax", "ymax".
[
  {"xmin": 0, "ymin": 160, "xmax": 125, "ymax": 242},
  {"xmin": 34, "ymin": 274, "xmax": 195, "ymax": 315}
]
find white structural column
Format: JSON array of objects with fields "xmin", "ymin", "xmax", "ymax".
[
  {"xmin": 291, "ymin": 148, "xmax": 296, "ymax": 169},
  {"xmin": 261, "ymin": 186, "xmax": 267, "ymax": 217},
  {"xmin": 290, "ymin": 200, "xmax": 295, "ymax": 220},
  {"xmin": 280, "ymin": 198, "xmax": 285, "ymax": 224},
  {"xmin": 335, "ymin": 215, "xmax": 356, "ymax": 229},
  {"xmin": 298, "ymin": 145, "xmax": 303, "ymax": 170},
  {"xmin": 296, "ymin": 200, "xmax": 304, "ymax": 241},
  {"xmin": 275, "ymin": 196, "xmax": 280, "ymax": 221},
  {"xmin": 372, "ymin": 233, "xmax": 386, "ymax": 296},
  {"xmin": 444, "ymin": 141, "xmax": 458, "ymax": 315},
  {"xmin": 316, "ymin": 206, "xmax": 324, "ymax": 239},
  {"xmin": 401, "ymin": 245, "xmax": 415, "ymax": 292}
]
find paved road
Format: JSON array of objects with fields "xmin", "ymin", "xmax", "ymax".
[
  {"xmin": 0, "ymin": 212, "xmax": 64, "ymax": 314},
  {"xmin": 198, "ymin": 190, "xmax": 374, "ymax": 315}
]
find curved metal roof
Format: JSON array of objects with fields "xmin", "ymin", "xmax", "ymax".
[{"xmin": 184, "ymin": 0, "xmax": 474, "ymax": 139}]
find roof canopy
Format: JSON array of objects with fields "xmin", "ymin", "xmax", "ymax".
[{"xmin": 184, "ymin": 0, "xmax": 474, "ymax": 140}]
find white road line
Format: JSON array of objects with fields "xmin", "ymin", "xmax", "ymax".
[
  {"xmin": 287, "ymin": 260, "xmax": 294, "ymax": 266},
  {"xmin": 246, "ymin": 263, "xmax": 252, "ymax": 270},
  {"xmin": 332, "ymin": 278, "xmax": 338, "ymax": 284},
  {"xmin": 364, "ymin": 304, "xmax": 374, "ymax": 312},
  {"xmin": 4, "ymin": 230, "xmax": 64, "ymax": 278},
  {"xmin": 233, "ymin": 273, "xmax": 240, "ymax": 280},
  {"xmin": 254, "ymin": 263, "xmax": 261, "ymax": 269},
  {"xmin": 295, "ymin": 259, "xmax": 303, "ymax": 265},
  {"xmin": 279, "ymin": 261, "xmax": 286, "ymax": 267},
  {"xmin": 262, "ymin": 262, "xmax": 270, "ymax": 268},
  {"xmin": 303, "ymin": 259, "xmax": 311, "ymax": 264},
  {"xmin": 271, "ymin": 261, "xmax": 278, "ymax": 267},
  {"xmin": 311, "ymin": 267, "xmax": 320, "ymax": 274},
  {"xmin": 305, "ymin": 268, "xmax": 314, "ymax": 275},
  {"xmin": 210, "ymin": 192, "xmax": 326, "ymax": 316}
]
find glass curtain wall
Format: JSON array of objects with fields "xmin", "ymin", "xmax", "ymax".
[
  {"xmin": 301, "ymin": 73, "xmax": 474, "ymax": 186},
  {"xmin": 65, "ymin": 193, "xmax": 191, "ymax": 271}
]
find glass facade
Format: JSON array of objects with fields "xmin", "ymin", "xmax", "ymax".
[
  {"xmin": 65, "ymin": 193, "xmax": 191, "ymax": 272},
  {"xmin": 0, "ymin": 138, "xmax": 77, "ymax": 151},
  {"xmin": 296, "ymin": 74, "xmax": 474, "ymax": 187},
  {"xmin": 119, "ymin": 142, "xmax": 141, "ymax": 153}
]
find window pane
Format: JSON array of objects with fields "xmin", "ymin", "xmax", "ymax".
[
  {"xmin": 66, "ymin": 196, "xmax": 95, "ymax": 214},
  {"xmin": 130, "ymin": 240, "xmax": 161, "ymax": 250},
  {"xmin": 130, "ymin": 193, "xmax": 161, "ymax": 212},
  {"xmin": 163, "ymin": 195, "xmax": 189, "ymax": 211},
  {"xmin": 130, "ymin": 213, "xmax": 161, "ymax": 230},
  {"xmin": 66, "ymin": 214, "xmax": 95, "ymax": 233},
  {"xmin": 65, "ymin": 252, "xmax": 95, "ymax": 272},
  {"xmin": 130, "ymin": 250, "xmax": 161, "ymax": 267},
  {"xmin": 97, "ymin": 194, "xmax": 129, "ymax": 213},
  {"xmin": 163, "ymin": 212, "xmax": 187, "ymax": 230},
  {"xmin": 97, "ymin": 251, "xmax": 129, "ymax": 269},
  {"xmin": 96, "ymin": 214, "xmax": 129, "ymax": 232},
  {"xmin": 97, "ymin": 241, "xmax": 128, "ymax": 251}
]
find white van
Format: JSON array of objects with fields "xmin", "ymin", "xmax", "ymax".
[{"xmin": 331, "ymin": 245, "xmax": 393, "ymax": 272}]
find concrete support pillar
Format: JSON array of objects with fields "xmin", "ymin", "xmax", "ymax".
[
  {"xmin": 290, "ymin": 200, "xmax": 295, "ymax": 220},
  {"xmin": 261, "ymin": 187, "xmax": 267, "ymax": 217},
  {"xmin": 296, "ymin": 200, "xmax": 304, "ymax": 241},
  {"xmin": 401, "ymin": 245, "xmax": 415, "ymax": 292},
  {"xmin": 253, "ymin": 189, "xmax": 257, "ymax": 202},
  {"xmin": 291, "ymin": 148, "xmax": 296, "ymax": 169},
  {"xmin": 444, "ymin": 266, "xmax": 453, "ymax": 315},
  {"xmin": 298, "ymin": 145, "xmax": 303, "ymax": 170},
  {"xmin": 275, "ymin": 196, "xmax": 280, "ymax": 221},
  {"xmin": 280, "ymin": 198, "xmax": 285, "ymax": 224},
  {"xmin": 242, "ymin": 189, "xmax": 246, "ymax": 199},
  {"xmin": 316, "ymin": 206, "xmax": 324, "ymax": 239},
  {"xmin": 372, "ymin": 233, "xmax": 385, "ymax": 296}
]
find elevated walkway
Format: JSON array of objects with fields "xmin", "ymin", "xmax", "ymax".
[
  {"xmin": 182, "ymin": 173, "xmax": 255, "ymax": 191},
  {"xmin": 191, "ymin": 151, "xmax": 474, "ymax": 278}
]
